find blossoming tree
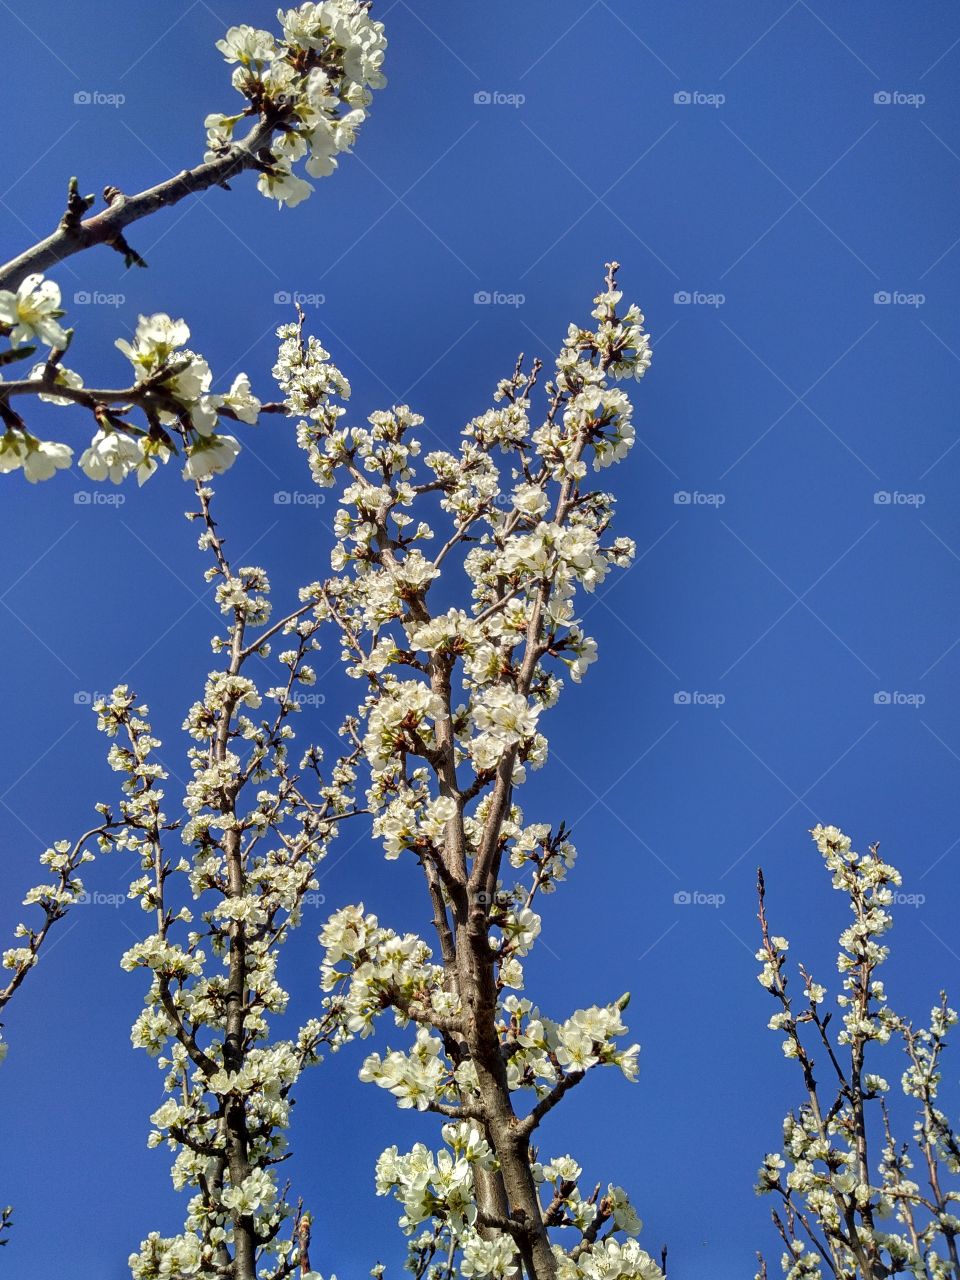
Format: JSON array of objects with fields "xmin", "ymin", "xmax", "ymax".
[
  {"xmin": 277, "ymin": 265, "xmax": 661, "ymax": 1280},
  {"xmin": 2, "ymin": 264, "xmax": 663, "ymax": 1280},
  {"xmin": 756, "ymin": 825, "xmax": 960, "ymax": 1280}
]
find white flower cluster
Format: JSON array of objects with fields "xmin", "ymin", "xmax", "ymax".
[
  {"xmin": 320, "ymin": 904, "xmax": 450, "ymax": 1042},
  {"xmin": 210, "ymin": 2, "xmax": 387, "ymax": 208},
  {"xmin": 362, "ymin": 679, "xmax": 445, "ymax": 772},
  {"xmin": 470, "ymin": 686, "xmax": 542, "ymax": 772},
  {"xmin": 374, "ymin": 1126, "xmax": 660, "ymax": 1280},
  {"xmin": 755, "ymin": 825, "xmax": 960, "ymax": 1280},
  {"xmin": 375, "ymin": 1123, "xmax": 498, "ymax": 1242},
  {"xmin": 0, "ymin": 296, "xmax": 261, "ymax": 483},
  {"xmin": 0, "ymin": 273, "xmax": 74, "ymax": 481},
  {"xmin": 114, "ymin": 312, "xmax": 260, "ymax": 482},
  {"xmin": 0, "ymin": 5, "xmax": 386, "ymax": 488},
  {"xmin": 555, "ymin": 1240, "xmax": 662, "ymax": 1280},
  {"xmin": 494, "ymin": 994, "xmax": 640, "ymax": 1089}
]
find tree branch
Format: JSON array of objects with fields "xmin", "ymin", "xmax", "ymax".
[
  {"xmin": 0, "ymin": 114, "xmax": 283, "ymax": 290},
  {"xmin": 517, "ymin": 1070, "xmax": 586, "ymax": 1138}
]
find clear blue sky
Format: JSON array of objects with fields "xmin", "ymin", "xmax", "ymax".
[{"xmin": 2, "ymin": 2, "xmax": 960, "ymax": 1275}]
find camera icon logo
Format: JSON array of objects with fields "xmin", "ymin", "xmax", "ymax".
[
  {"xmin": 474, "ymin": 90, "xmax": 492, "ymax": 105},
  {"xmin": 874, "ymin": 91, "xmax": 892, "ymax": 105},
  {"xmin": 673, "ymin": 690, "xmax": 691, "ymax": 705},
  {"xmin": 274, "ymin": 290, "xmax": 292, "ymax": 305},
  {"xmin": 674, "ymin": 91, "xmax": 692, "ymax": 105},
  {"xmin": 74, "ymin": 90, "xmax": 92, "ymax": 105},
  {"xmin": 873, "ymin": 291, "xmax": 891, "ymax": 305},
  {"xmin": 673, "ymin": 290, "xmax": 691, "ymax": 304},
  {"xmin": 474, "ymin": 290, "xmax": 492, "ymax": 305},
  {"xmin": 874, "ymin": 691, "xmax": 891, "ymax": 705},
  {"xmin": 274, "ymin": 491, "xmax": 292, "ymax": 505},
  {"xmin": 673, "ymin": 890, "xmax": 692, "ymax": 905}
]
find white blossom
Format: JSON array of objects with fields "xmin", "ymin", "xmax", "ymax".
[{"xmin": 0, "ymin": 273, "xmax": 68, "ymax": 347}]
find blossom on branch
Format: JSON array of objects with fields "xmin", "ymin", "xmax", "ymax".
[
  {"xmin": 0, "ymin": 1, "xmax": 387, "ymax": 484},
  {"xmin": 756, "ymin": 825, "xmax": 960, "ymax": 1280}
]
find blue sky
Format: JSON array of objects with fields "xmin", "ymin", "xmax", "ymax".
[{"xmin": 2, "ymin": 1, "xmax": 960, "ymax": 1275}]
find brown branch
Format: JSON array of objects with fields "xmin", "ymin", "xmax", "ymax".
[
  {"xmin": 517, "ymin": 1070, "xmax": 586, "ymax": 1138},
  {"xmin": 0, "ymin": 115, "xmax": 283, "ymax": 289}
]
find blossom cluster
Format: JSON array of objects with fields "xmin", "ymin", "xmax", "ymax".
[
  {"xmin": 0, "ymin": 3, "xmax": 386, "ymax": 486},
  {"xmin": 374, "ymin": 1125, "xmax": 660, "ymax": 1280},
  {"xmin": 0, "ymin": 296, "xmax": 260, "ymax": 483},
  {"xmin": 209, "ymin": 2, "xmax": 387, "ymax": 208},
  {"xmin": 755, "ymin": 825, "xmax": 960, "ymax": 1280}
]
